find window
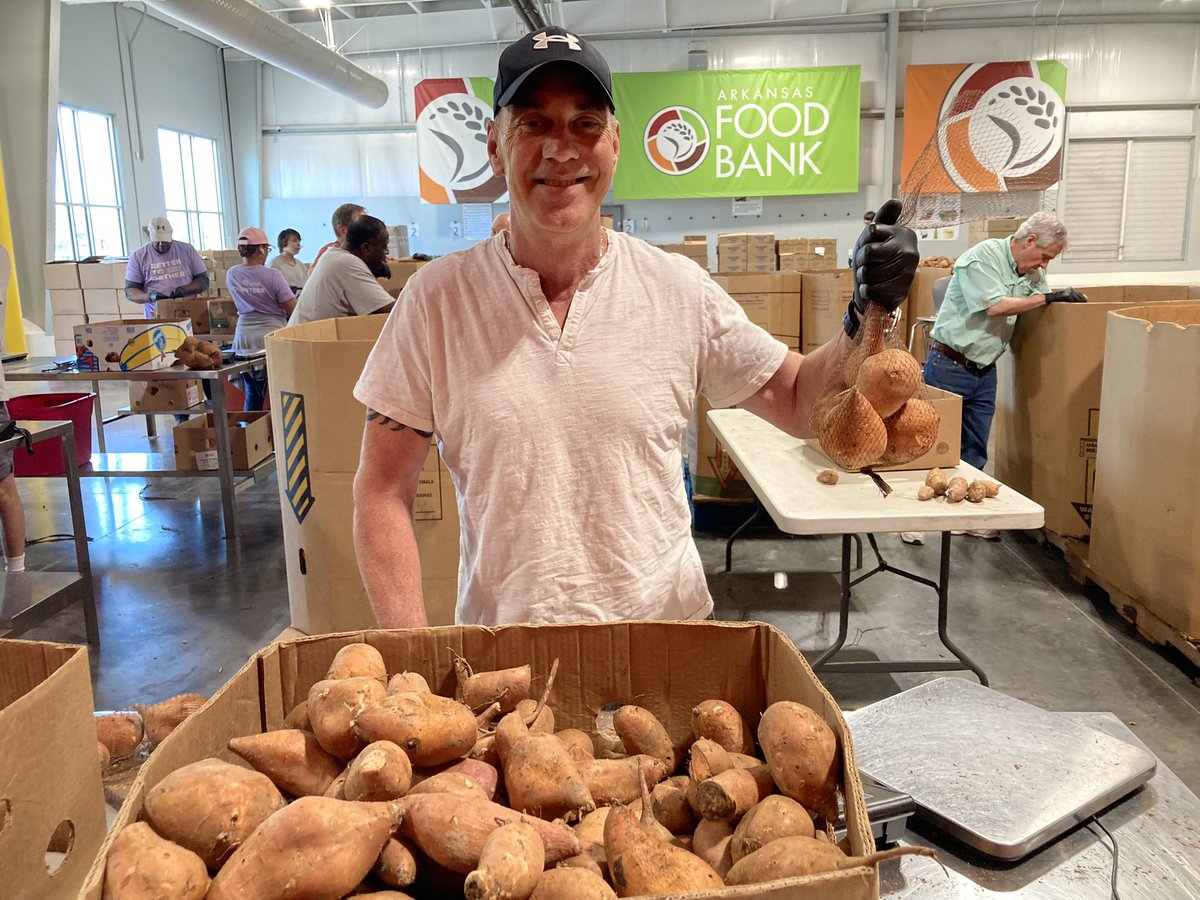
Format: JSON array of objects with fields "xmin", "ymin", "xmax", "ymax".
[
  {"xmin": 54, "ymin": 105, "xmax": 126, "ymax": 260},
  {"xmin": 1062, "ymin": 137, "xmax": 1193, "ymax": 262},
  {"xmin": 158, "ymin": 128, "xmax": 225, "ymax": 251}
]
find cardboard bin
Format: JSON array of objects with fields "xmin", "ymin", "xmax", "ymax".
[
  {"xmin": 1, "ymin": 640, "xmax": 108, "ymax": 900},
  {"xmin": 78, "ymin": 621, "xmax": 877, "ymax": 900},
  {"xmin": 172, "ymin": 411, "xmax": 274, "ymax": 471},
  {"xmin": 1089, "ymin": 303, "xmax": 1200, "ymax": 636},
  {"xmin": 994, "ymin": 290, "xmax": 1191, "ymax": 538},
  {"xmin": 266, "ymin": 316, "xmax": 460, "ymax": 633}
]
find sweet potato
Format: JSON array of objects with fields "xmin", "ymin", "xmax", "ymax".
[
  {"xmin": 103, "ymin": 821, "xmax": 210, "ymax": 899},
  {"xmin": 694, "ymin": 764, "xmax": 776, "ymax": 823},
  {"xmin": 576, "ymin": 755, "xmax": 667, "ymax": 806},
  {"xmin": 398, "ymin": 793, "xmax": 580, "ymax": 873},
  {"xmin": 757, "ymin": 701, "xmax": 841, "ymax": 823},
  {"xmin": 354, "ymin": 691, "xmax": 478, "ymax": 767},
  {"xmin": 650, "ymin": 775, "xmax": 696, "ymax": 835},
  {"xmin": 387, "ymin": 672, "xmax": 431, "ymax": 695},
  {"xmin": 327, "ymin": 642, "xmax": 388, "ymax": 684},
  {"xmin": 227, "ymin": 728, "xmax": 343, "ymax": 797},
  {"xmin": 308, "ymin": 676, "xmax": 387, "ymax": 760},
  {"xmin": 406, "ymin": 770, "xmax": 487, "ymax": 800},
  {"xmin": 96, "ymin": 713, "xmax": 144, "ymax": 760},
  {"xmin": 413, "ymin": 758, "xmax": 500, "ymax": 801},
  {"xmin": 692, "ymin": 818, "xmax": 734, "ymax": 877},
  {"xmin": 602, "ymin": 804, "xmax": 724, "ymax": 896},
  {"xmin": 856, "ymin": 348, "xmax": 922, "ymax": 418},
  {"xmin": 612, "ymin": 705, "xmax": 676, "ymax": 771},
  {"xmin": 724, "ymin": 834, "xmax": 937, "ymax": 885},
  {"xmin": 134, "ymin": 694, "xmax": 206, "ymax": 746},
  {"xmin": 142, "ymin": 758, "xmax": 287, "ymax": 869},
  {"xmin": 530, "ymin": 867, "xmax": 616, "ymax": 900},
  {"xmin": 514, "ymin": 698, "xmax": 554, "ymax": 734},
  {"xmin": 558, "ymin": 845, "xmax": 606, "ymax": 878},
  {"xmin": 464, "ymin": 820, "xmax": 545, "ymax": 900},
  {"xmin": 555, "ymin": 729, "xmax": 595, "ymax": 759},
  {"xmin": 688, "ymin": 738, "xmax": 734, "ymax": 780},
  {"xmin": 324, "ymin": 769, "xmax": 348, "ymax": 799},
  {"xmin": 375, "ymin": 836, "xmax": 419, "ymax": 888},
  {"xmin": 690, "ymin": 700, "xmax": 755, "ymax": 755},
  {"xmin": 207, "ymin": 797, "xmax": 403, "ymax": 899},
  {"xmin": 730, "ymin": 794, "xmax": 814, "ymax": 862},
  {"xmin": 344, "ymin": 740, "xmax": 414, "ymax": 801},
  {"xmin": 284, "ymin": 700, "xmax": 312, "ymax": 732},
  {"xmin": 945, "ymin": 475, "xmax": 969, "ymax": 504},
  {"xmin": 501, "ymin": 715, "xmax": 595, "ymax": 821},
  {"xmin": 98, "ymin": 739, "xmax": 111, "ymax": 769},
  {"xmin": 454, "ymin": 656, "xmax": 532, "ymax": 715}
]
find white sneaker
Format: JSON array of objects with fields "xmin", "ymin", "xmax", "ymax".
[
  {"xmin": 953, "ymin": 529, "xmax": 1000, "ymax": 540},
  {"xmin": 900, "ymin": 532, "xmax": 925, "ymax": 545}
]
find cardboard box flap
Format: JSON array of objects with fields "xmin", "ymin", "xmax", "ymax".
[{"xmin": 0, "ymin": 639, "xmax": 77, "ymax": 709}]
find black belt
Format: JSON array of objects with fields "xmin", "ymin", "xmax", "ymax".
[{"xmin": 931, "ymin": 341, "xmax": 994, "ymax": 374}]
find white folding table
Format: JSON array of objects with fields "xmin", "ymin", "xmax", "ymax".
[{"xmin": 707, "ymin": 408, "xmax": 1044, "ymax": 685}]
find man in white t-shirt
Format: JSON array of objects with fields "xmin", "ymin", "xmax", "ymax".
[
  {"xmin": 288, "ymin": 216, "xmax": 395, "ymax": 325},
  {"xmin": 353, "ymin": 27, "xmax": 918, "ymax": 628}
]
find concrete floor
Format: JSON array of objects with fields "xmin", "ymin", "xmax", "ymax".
[{"xmin": 13, "ymin": 383, "xmax": 1200, "ymax": 796}]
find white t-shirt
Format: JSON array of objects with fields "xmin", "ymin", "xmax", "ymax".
[
  {"xmin": 288, "ymin": 247, "xmax": 394, "ymax": 325},
  {"xmin": 354, "ymin": 231, "xmax": 787, "ymax": 626}
]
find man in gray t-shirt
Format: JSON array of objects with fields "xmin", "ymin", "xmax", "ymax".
[{"xmin": 288, "ymin": 216, "xmax": 395, "ymax": 326}]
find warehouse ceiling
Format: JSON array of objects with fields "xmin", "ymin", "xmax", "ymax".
[{"xmin": 253, "ymin": 0, "xmax": 1199, "ymax": 55}]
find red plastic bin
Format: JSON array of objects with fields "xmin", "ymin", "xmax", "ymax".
[{"xmin": 7, "ymin": 393, "xmax": 96, "ymax": 476}]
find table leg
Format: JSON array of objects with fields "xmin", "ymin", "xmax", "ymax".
[
  {"xmin": 810, "ymin": 534, "xmax": 854, "ymax": 668},
  {"xmin": 91, "ymin": 379, "xmax": 105, "ymax": 454},
  {"xmin": 935, "ymin": 530, "xmax": 989, "ymax": 686},
  {"xmin": 724, "ymin": 502, "xmax": 764, "ymax": 573},
  {"xmin": 852, "ymin": 533, "xmax": 863, "ymax": 570},
  {"xmin": 61, "ymin": 426, "xmax": 99, "ymax": 646},
  {"xmin": 145, "ymin": 414, "xmax": 158, "ymax": 438},
  {"xmin": 212, "ymin": 378, "xmax": 238, "ymax": 540}
]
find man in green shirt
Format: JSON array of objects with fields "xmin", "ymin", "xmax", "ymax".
[{"xmin": 922, "ymin": 211, "xmax": 1085, "ymax": 539}]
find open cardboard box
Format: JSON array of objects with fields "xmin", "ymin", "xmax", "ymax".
[
  {"xmin": 1, "ymin": 640, "xmax": 108, "ymax": 900},
  {"xmin": 79, "ymin": 621, "xmax": 877, "ymax": 899}
]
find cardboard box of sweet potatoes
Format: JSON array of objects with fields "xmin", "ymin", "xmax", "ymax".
[{"xmin": 80, "ymin": 621, "xmax": 878, "ymax": 899}]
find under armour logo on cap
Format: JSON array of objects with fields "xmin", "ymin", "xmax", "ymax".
[
  {"xmin": 493, "ymin": 24, "xmax": 614, "ymax": 113},
  {"xmin": 531, "ymin": 31, "xmax": 581, "ymax": 51}
]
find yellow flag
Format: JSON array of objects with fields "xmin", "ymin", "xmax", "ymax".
[{"xmin": 0, "ymin": 143, "xmax": 27, "ymax": 353}]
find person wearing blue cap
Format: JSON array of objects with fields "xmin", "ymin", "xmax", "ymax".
[{"xmin": 352, "ymin": 27, "xmax": 919, "ymax": 628}]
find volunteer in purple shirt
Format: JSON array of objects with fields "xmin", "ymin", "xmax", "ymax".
[
  {"xmin": 226, "ymin": 227, "xmax": 297, "ymax": 411},
  {"xmin": 124, "ymin": 217, "xmax": 209, "ymax": 317}
]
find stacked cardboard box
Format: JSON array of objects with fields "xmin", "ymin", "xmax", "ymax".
[
  {"xmin": 994, "ymin": 286, "xmax": 1195, "ymax": 538},
  {"xmin": 717, "ymin": 232, "xmax": 776, "ymax": 272},
  {"xmin": 966, "ymin": 217, "xmax": 1022, "ymax": 247},
  {"xmin": 800, "ymin": 270, "xmax": 855, "ymax": 354},
  {"xmin": 265, "ymin": 316, "xmax": 461, "ymax": 633},
  {"xmin": 652, "ymin": 241, "xmax": 708, "ymax": 269},
  {"xmin": 207, "ymin": 299, "xmax": 238, "ymax": 335},
  {"xmin": 710, "ymin": 272, "xmax": 801, "ymax": 351},
  {"xmin": 155, "ymin": 298, "xmax": 212, "ymax": 335},
  {"xmin": 1089, "ymin": 302, "xmax": 1200, "ymax": 637},
  {"xmin": 45, "ymin": 261, "xmax": 86, "ymax": 356},
  {"xmin": 777, "ymin": 237, "xmax": 838, "ymax": 272}
]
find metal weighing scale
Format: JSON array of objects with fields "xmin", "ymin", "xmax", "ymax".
[
  {"xmin": 837, "ymin": 776, "xmax": 917, "ymax": 847},
  {"xmin": 845, "ymin": 678, "xmax": 1158, "ymax": 860}
]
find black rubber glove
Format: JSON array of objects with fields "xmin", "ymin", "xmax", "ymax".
[
  {"xmin": 1045, "ymin": 287, "xmax": 1086, "ymax": 303},
  {"xmin": 147, "ymin": 290, "xmax": 163, "ymax": 303},
  {"xmin": 844, "ymin": 198, "xmax": 919, "ymax": 338},
  {"xmin": 170, "ymin": 286, "xmax": 188, "ymax": 299}
]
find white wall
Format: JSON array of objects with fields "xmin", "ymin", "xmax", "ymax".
[
  {"xmin": 258, "ymin": 20, "xmax": 1200, "ymax": 275},
  {"xmin": 58, "ymin": 5, "xmax": 239, "ymax": 271}
]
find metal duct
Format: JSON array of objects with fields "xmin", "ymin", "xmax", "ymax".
[{"xmin": 144, "ymin": 0, "xmax": 389, "ymax": 108}]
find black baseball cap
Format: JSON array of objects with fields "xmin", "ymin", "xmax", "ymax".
[{"xmin": 493, "ymin": 26, "xmax": 615, "ymax": 114}]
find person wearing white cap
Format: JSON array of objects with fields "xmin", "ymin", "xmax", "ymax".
[
  {"xmin": 124, "ymin": 217, "xmax": 209, "ymax": 318},
  {"xmin": 352, "ymin": 27, "xmax": 918, "ymax": 628},
  {"xmin": 226, "ymin": 227, "xmax": 297, "ymax": 411}
]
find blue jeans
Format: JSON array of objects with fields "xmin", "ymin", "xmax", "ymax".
[
  {"xmin": 923, "ymin": 347, "xmax": 997, "ymax": 470},
  {"xmin": 240, "ymin": 373, "xmax": 268, "ymax": 412}
]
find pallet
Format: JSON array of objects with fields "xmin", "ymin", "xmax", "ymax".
[{"xmin": 1039, "ymin": 529, "xmax": 1200, "ymax": 670}]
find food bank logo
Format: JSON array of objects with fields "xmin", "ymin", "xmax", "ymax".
[{"xmin": 644, "ymin": 106, "xmax": 709, "ymax": 175}]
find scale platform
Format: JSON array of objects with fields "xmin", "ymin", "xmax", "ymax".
[
  {"xmin": 845, "ymin": 678, "xmax": 1157, "ymax": 860},
  {"xmin": 837, "ymin": 776, "xmax": 916, "ymax": 847}
]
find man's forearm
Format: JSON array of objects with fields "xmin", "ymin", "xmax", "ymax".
[
  {"xmin": 182, "ymin": 274, "xmax": 210, "ymax": 296},
  {"xmin": 989, "ymin": 294, "xmax": 1047, "ymax": 316},
  {"xmin": 352, "ymin": 486, "xmax": 429, "ymax": 628}
]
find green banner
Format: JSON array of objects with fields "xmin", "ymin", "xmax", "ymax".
[{"xmin": 611, "ymin": 67, "xmax": 860, "ymax": 200}]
